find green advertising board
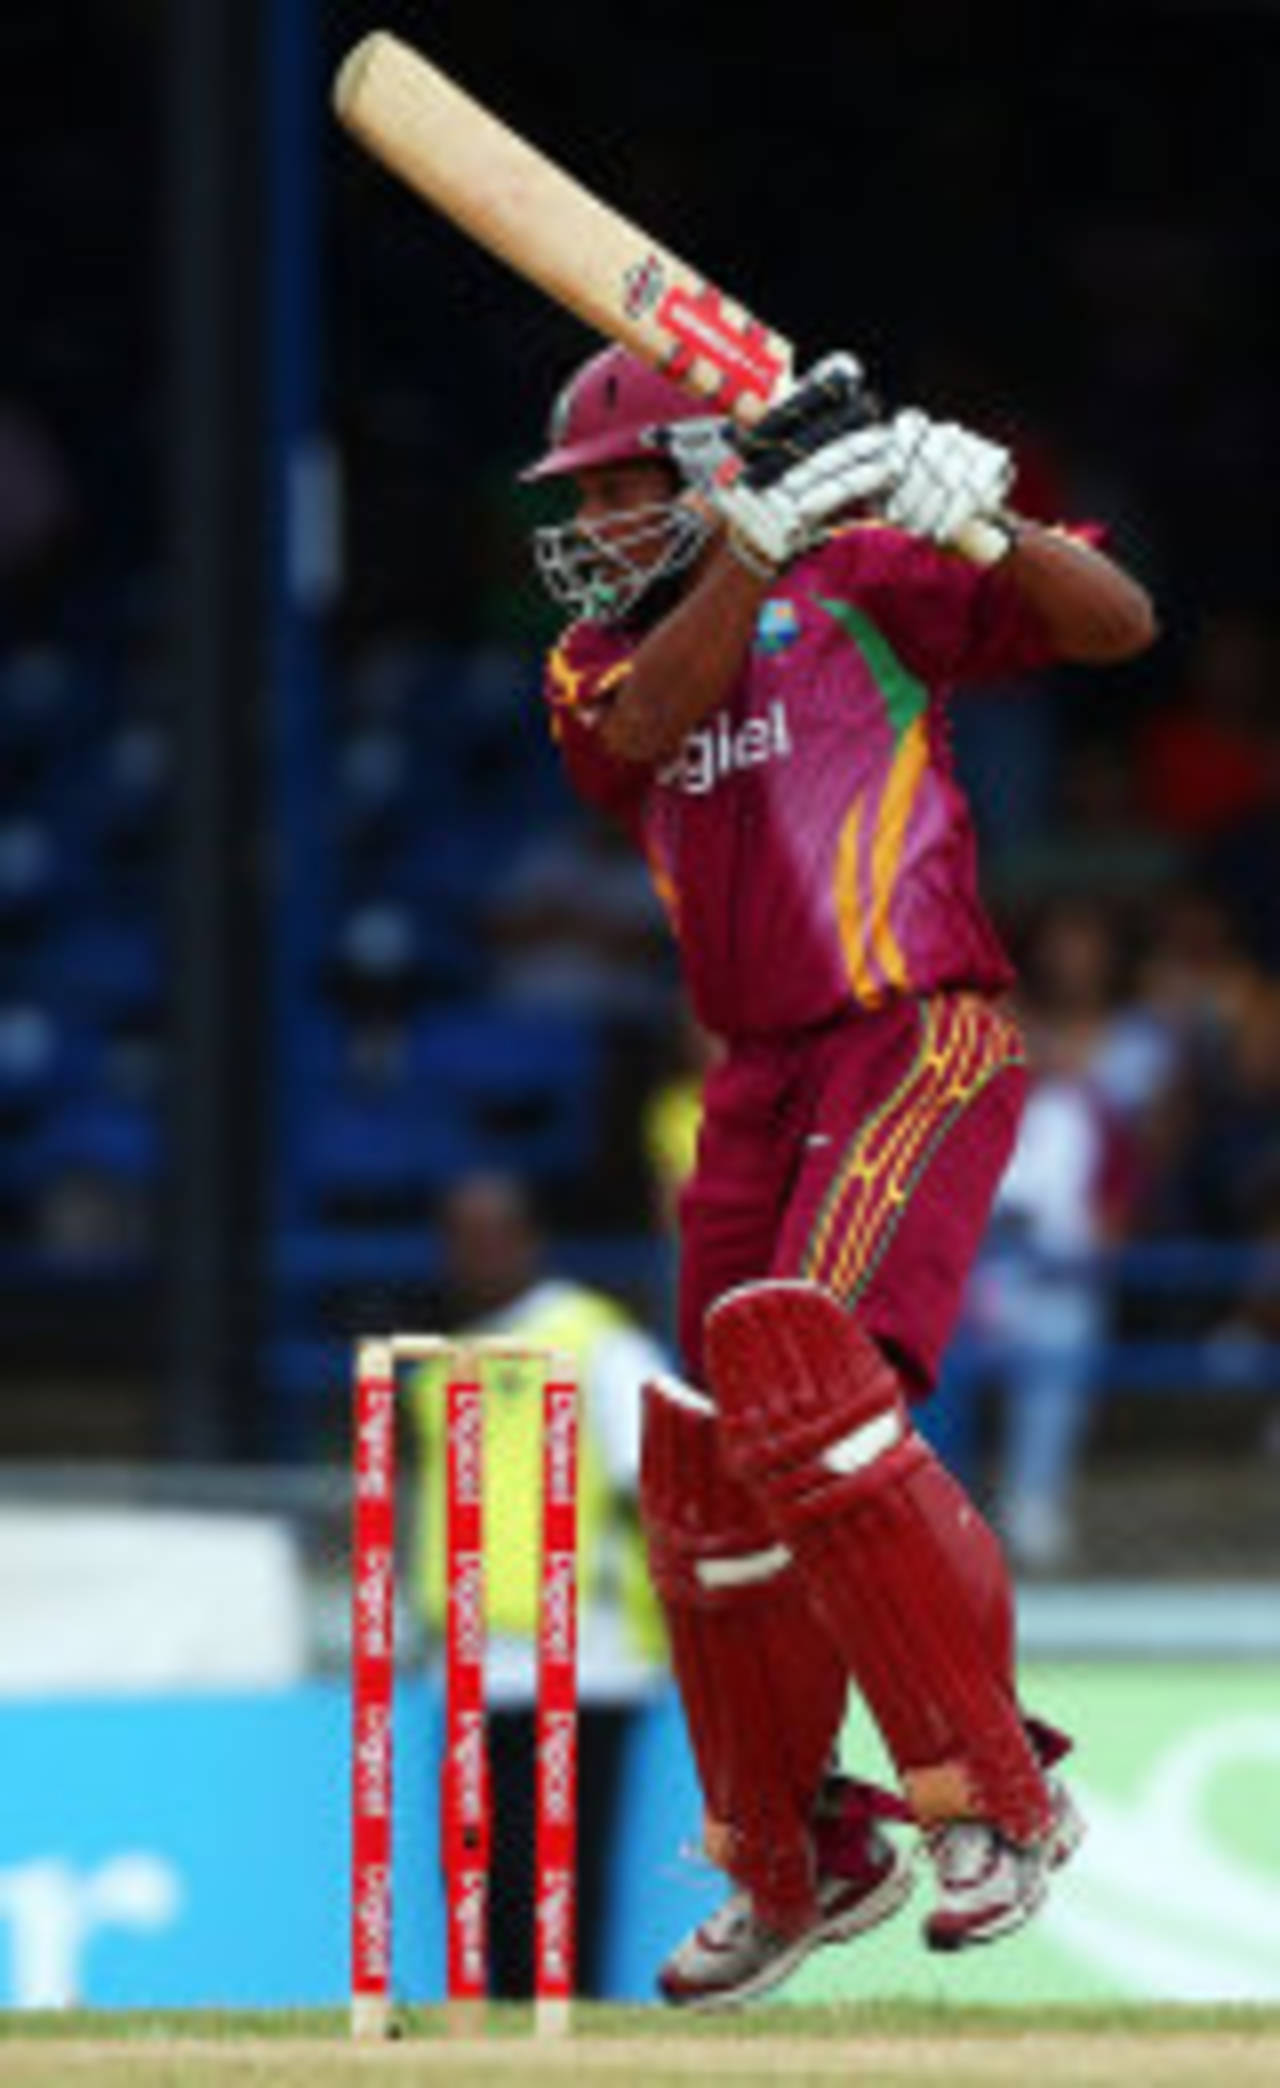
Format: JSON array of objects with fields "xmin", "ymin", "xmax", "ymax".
[{"xmin": 787, "ymin": 1662, "xmax": 1280, "ymax": 2005}]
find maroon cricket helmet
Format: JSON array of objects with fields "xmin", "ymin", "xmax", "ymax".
[{"xmin": 521, "ymin": 344, "xmax": 712, "ymax": 482}]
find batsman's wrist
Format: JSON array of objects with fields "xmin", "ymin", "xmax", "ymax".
[
  {"xmin": 723, "ymin": 528, "xmax": 782, "ymax": 583},
  {"xmin": 712, "ymin": 486, "xmax": 798, "ymax": 573}
]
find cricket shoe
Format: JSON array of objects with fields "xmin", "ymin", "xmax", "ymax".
[
  {"xmin": 658, "ymin": 1785, "xmax": 915, "ymax": 2011},
  {"xmin": 922, "ymin": 1776, "xmax": 1084, "ymax": 1953},
  {"xmin": 1045, "ymin": 1776, "xmax": 1086, "ymax": 1871}
]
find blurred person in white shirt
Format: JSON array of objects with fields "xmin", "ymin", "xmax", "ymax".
[{"xmin": 974, "ymin": 1058, "xmax": 1134, "ymax": 1570}]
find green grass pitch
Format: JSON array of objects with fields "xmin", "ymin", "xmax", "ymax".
[{"xmin": 2, "ymin": 2003, "xmax": 1280, "ymax": 2087}]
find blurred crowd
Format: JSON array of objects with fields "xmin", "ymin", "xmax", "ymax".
[{"xmin": 1, "ymin": 2, "xmax": 1279, "ymax": 1534}]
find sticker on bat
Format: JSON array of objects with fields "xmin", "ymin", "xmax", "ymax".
[
  {"xmin": 656, "ymin": 285, "xmax": 787, "ymax": 407},
  {"xmin": 622, "ymin": 253, "xmax": 667, "ymax": 319}
]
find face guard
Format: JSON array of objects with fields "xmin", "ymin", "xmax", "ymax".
[
  {"xmin": 532, "ymin": 499, "xmax": 712, "ymax": 623},
  {"xmin": 523, "ymin": 346, "xmax": 736, "ymax": 621}
]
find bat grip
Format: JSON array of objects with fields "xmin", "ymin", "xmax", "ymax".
[{"xmin": 952, "ymin": 514, "xmax": 1014, "ymax": 567}]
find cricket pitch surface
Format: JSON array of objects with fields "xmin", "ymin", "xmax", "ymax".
[{"xmin": 3, "ymin": 2004, "xmax": 1280, "ymax": 2087}]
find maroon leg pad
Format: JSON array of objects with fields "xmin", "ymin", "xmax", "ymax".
[
  {"xmin": 641, "ymin": 1376, "xmax": 848, "ymax": 1932},
  {"xmin": 705, "ymin": 1282, "xmax": 1051, "ymax": 1845}
]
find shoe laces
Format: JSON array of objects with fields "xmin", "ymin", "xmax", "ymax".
[
  {"xmin": 700, "ymin": 1890, "xmax": 756, "ymax": 1947},
  {"xmin": 927, "ymin": 1820, "xmax": 1001, "ymax": 1890}
]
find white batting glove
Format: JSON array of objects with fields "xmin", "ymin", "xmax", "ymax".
[
  {"xmin": 709, "ymin": 421, "xmax": 898, "ymax": 573},
  {"xmin": 879, "ymin": 409, "xmax": 1014, "ymax": 546}
]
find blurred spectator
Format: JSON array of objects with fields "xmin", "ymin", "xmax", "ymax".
[
  {"xmin": 1015, "ymin": 894, "xmax": 1183, "ymax": 1159},
  {"xmin": 1133, "ymin": 884, "xmax": 1265, "ymax": 1052},
  {"xmin": 1177, "ymin": 977, "xmax": 1280, "ymax": 1242},
  {"xmin": 1125, "ymin": 886, "xmax": 1274, "ymax": 1234},
  {"xmin": 930, "ymin": 899, "xmax": 1148, "ymax": 1568},
  {"xmin": 405, "ymin": 1169, "xmax": 670, "ymax": 1999},
  {"xmin": 968, "ymin": 1048, "xmax": 1135, "ymax": 1574}
]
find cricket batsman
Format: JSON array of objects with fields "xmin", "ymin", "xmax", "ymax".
[{"xmin": 521, "ymin": 344, "xmax": 1156, "ymax": 2007}]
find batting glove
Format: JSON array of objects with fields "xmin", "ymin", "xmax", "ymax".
[
  {"xmin": 661, "ymin": 353, "xmax": 870, "ymax": 493},
  {"xmin": 879, "ymin": 409, "xmax": 1014, "ymax": 547},
  {"xmin": 709, "ymin": 423, "xmax": 897, "ymax": 573},
  {"xmin": 734, "ymin": 352, "xmax": 873, "ymax": 488},
  {"xmin": 665, "ymin": 353, "xmax": 895, "ymax": 575}
]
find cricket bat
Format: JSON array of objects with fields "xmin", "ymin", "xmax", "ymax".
[{"xmin": 332, "ymin": 30, "xmax": 1005, "ymax": 563}]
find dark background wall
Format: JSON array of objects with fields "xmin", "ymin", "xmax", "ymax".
[{"xmin": 1, "ymin": 0, "xmax": 1277, "ymax": 1478}]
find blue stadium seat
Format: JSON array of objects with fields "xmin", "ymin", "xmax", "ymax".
[
  {"xmin": 31, "ymin": 1096, "xmax": 161, "ymax": 1181},
  {"xmin": 40, "ymin": 919, "xmax": 164, "ymax": 1020},
  {"xmin": 294, "ymin": 1006, "xmax": 603, "ymax": 1208},
  {"xmin": 300, "ymin": 1092, "xmax": 472, "ymax": 1198},
  {"xmin": 405, "ymin": 1006, "xmax": 602, "ymax": 1180}
]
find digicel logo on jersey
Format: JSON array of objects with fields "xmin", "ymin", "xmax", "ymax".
[{"xmin": 658, "ymin": 699, "xmax": 792, "ymax": 796}]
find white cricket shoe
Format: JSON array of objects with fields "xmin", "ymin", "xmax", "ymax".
[
  {"xmin": 923, "ymin": 1776, "xmax": 1084, "ymax": 1952},
  {"xmin": 658, "ymin": 1820, "xmax": 914, "ymax": 2011}
]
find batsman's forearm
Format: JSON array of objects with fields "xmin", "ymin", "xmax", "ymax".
[
  {"xmin": 1004, "ymin": 520, "xmax": 1158, "ymax": 663},
  {"xmin": 600, "ymin": 536, "xmax": 772, "ymax": 764}
]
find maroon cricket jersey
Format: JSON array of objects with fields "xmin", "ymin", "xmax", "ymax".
[{"xmin": 544, "ymin": 522, "xmax": 1066, "ymax": 1041}]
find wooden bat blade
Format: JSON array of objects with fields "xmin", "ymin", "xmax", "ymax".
[
  {"xmin": 334, "ymin": 32, "xmax": 1007, "ymax": 563},
  {"xmin": 332, "ymin": 30, "xmax": 793, "ymax": 420}
]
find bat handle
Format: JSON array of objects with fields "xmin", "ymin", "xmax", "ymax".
[{"xmin": 953, "ymin": 514, "xmax": 1014, "ymax": 567}]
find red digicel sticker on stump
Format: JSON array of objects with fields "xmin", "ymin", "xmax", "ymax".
[{"xmin": 656, "ymin": 283, "xmax": 785, "ymax": 406}]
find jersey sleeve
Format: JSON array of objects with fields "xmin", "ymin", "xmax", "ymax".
[
  {"xmin": 818, "ymin": 520, "xmax": 1103, "ymax": 689},
  {"xmin": 543, "ymin": 623, "xmax": 652, "ymax": 820}
]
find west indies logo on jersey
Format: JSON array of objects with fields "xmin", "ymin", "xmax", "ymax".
[{"xmin": 755, "ymin": 600, "xmax": 801, "ymax": 656}]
